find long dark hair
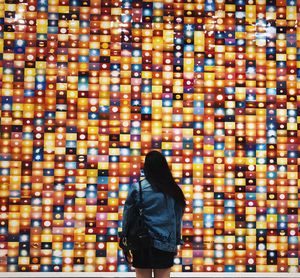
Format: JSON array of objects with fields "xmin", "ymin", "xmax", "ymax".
[{"xmin": 143, "ymin": 150, "xmax": 186, "ymax": 208}]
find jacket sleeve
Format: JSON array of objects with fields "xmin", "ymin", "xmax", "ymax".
[
  {"xmin": 175, "ymin": 203, "xmax": 184, "ymax": 245},
  {"xmin": 121, "ymin": 183, "xmax": 137, "ymax": 235}
]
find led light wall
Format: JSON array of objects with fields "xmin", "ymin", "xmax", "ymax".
[{"xmin": 0, "ymin": 0, "xmax": 299, "ymax": 273}]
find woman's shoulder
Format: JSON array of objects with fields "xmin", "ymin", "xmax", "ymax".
[
  {"xmin": 140, "ymin": 179, "xmax": 153, "ymax": 191},
  {"xmin": 130, "ymin": 179, "xmax": 151, "ymax": 190}
]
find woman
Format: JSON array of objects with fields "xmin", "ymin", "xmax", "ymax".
[{"xmin": 122, "ymin": 150, "xmax": 186, "ymax": 278}]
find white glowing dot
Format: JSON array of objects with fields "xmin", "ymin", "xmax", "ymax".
[
  {"xmin": 44, "ymin": 221, "xmax": 51, "ymax": 227},
  {"xmin": 65, "ymin": 258, "xmax": 72, "ymax": 264},
  {"xmin": 290, "ymin": 230, "xmax": 296, "ymax": 236},
  {"xmin": 248, "ymin": 165, "xmax": 255, "ymax": 171}
]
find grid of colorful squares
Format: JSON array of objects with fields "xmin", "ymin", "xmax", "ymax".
[{"xmin": 0, "ymin": 0, "xmax": 299, "ymax": 273}]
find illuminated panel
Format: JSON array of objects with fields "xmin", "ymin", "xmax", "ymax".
[{"xmin": 0, "ymin": 0, "xmax": 299, "ymax": 273}]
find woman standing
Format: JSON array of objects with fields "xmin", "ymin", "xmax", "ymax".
[{"xmin": 121, "ymin": 150, "xmax": 186, "ymax": 278}]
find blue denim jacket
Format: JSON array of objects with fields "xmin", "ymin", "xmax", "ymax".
[{"xmin": 122, "ymin": 179, "xmax": 184, "ymax": 253}]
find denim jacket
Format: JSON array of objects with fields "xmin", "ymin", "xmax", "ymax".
[{"xmin": 122, "ymin": 179, "xmax": 184, "ymax": 253}]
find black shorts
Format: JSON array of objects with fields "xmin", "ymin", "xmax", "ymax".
[{"xmin": 132, "ymin": 247, "xmax": 175, "ymax": 269}]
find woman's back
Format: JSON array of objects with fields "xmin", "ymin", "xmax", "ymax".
[{"xmin": 133, "ymin": 179, "xmax": 183, "ymax": 252}]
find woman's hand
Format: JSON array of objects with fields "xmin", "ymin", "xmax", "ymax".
[{"xmin": 125, "ymin": 250, "xmax": 133, "ymax": 264}]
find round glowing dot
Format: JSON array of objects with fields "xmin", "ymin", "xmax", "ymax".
[
  {"xmin": 290, "ymin": 230, "xmax": 296, "ymax": 236},
  {"xmin": 258, "ymin": 243, "xmax": 265, "ymax": 250},
  {"xmin": 248, "ymin": 165, "xmax": 255, "ymax": 171},
  {"xmin": 27, "ymin": 54, "xmax": 34, "ymax": 60},
  {"xmin": 44, "ymin": 221, "xmax": 51, "ymax": 227},
  {"xmin": 65, "ymin": 257, "xmax": 72, "ymax": 264},
  {"xmin": 237, "ymin": 193, "xmax": 243, "ymax": 199}
]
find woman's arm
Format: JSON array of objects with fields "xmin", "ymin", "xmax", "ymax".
[
  {"xmin": 175, "ymin": 203, "xmax": 184, "ymax": 245},
  {"xmin": 121, "ymin": 183, "xmax": 137, "ymax": 235}
]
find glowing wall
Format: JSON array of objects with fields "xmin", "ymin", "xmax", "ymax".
[{"xmin": 0, "ymin": 0, "xmax": 299, "ymax": 273}]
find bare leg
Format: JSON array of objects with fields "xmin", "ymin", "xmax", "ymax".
[
  {"xmin": 136, "ymin": 268, "xmax": 152, "ymax": 278},
  {"xmin": 153, "ymin": 268, "xmax": 171, "ymax": 278}
]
